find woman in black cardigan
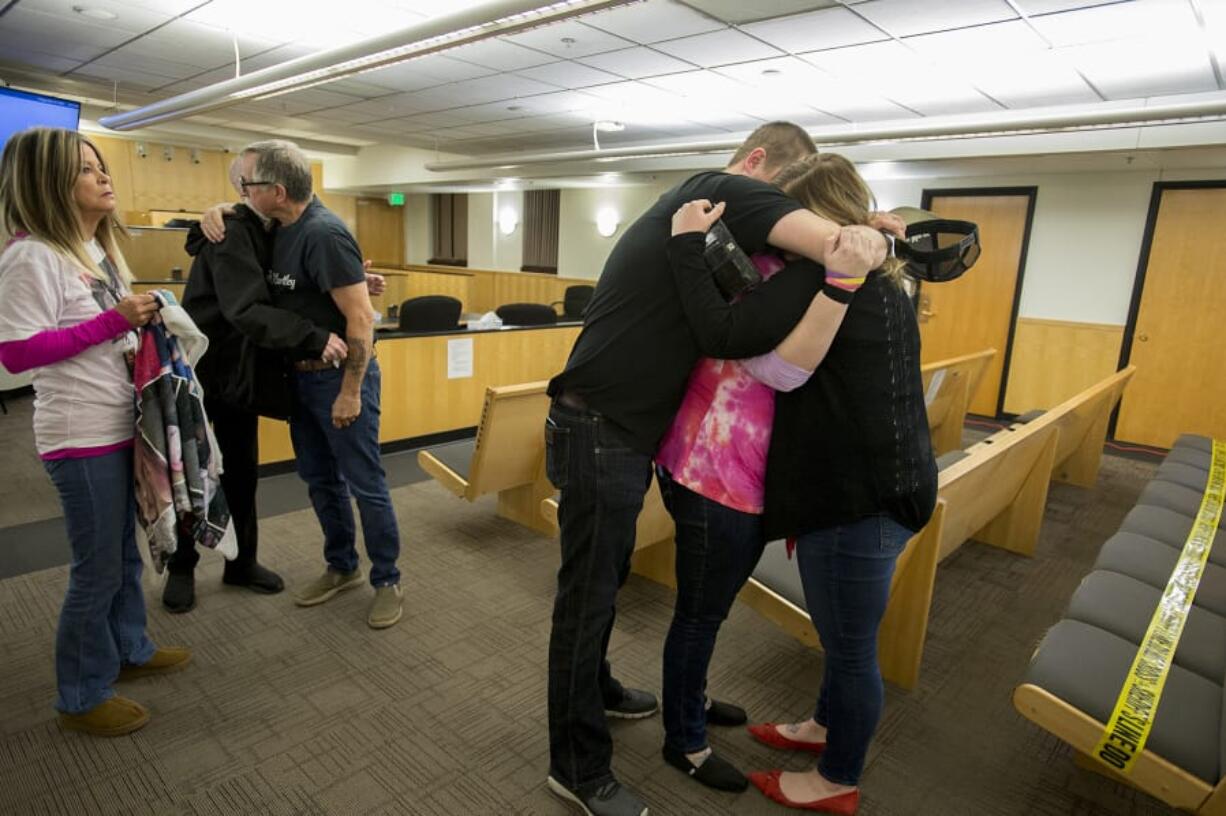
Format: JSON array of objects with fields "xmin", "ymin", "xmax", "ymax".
[{"xmin": 745, "ymin": 154, "xmax": 938, "ymax": 814}]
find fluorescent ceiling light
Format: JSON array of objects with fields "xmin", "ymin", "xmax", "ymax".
[
  {"xmin": 100, "ymin": 0, "xmax": 640, "ymax": 131},
  {"xmin": 73, "ymin": 5, "xmax": 118, "ymax": 20}
]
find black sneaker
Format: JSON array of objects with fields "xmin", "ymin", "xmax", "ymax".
[
  {"xmin": 162, "ymin": 572, "xmax": 195, "ymax": 614},
  {"xmin": 662, "ymin": 744, "xmax": 748, "ymax": 793},
  {"xmin": 547, "ymin": 776, "xmax": 648, "ymax": 816},
  {"xmin": 222, "ymin": 562, "xmax": 285, "ymax": 594},
  {"xmin": 705, "ymin": 698, "xmax": 748, "ymax": 727},
  {"xmin": 604, "ymin": 687, "xmax": 658, "ymax": 719}
]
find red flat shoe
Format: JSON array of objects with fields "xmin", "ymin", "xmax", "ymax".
[
  {"xmin": 747, "ymin": 722, "xmax": 827, "ymax": 755},
  {"xmin": 749, "ymin": 770, "xmax": 859, "ymax": 814}
]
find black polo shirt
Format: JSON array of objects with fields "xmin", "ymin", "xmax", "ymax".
[
  {"xmin": 549, "ymin": 170, "xmax": 807, "ymax": 455},
  {"xmin": 267, "ymin": 197, "xmax": 365, "ymax": 337}
]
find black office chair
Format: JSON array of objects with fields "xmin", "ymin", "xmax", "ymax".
[
  {"xmin": 550, "ymin": 285, "xmax": 594, "ymax": 320},
  {"xmin": 399, "ymin": 295, "xmax": 462, "ymax": 332},
  {"xmin": 496, "ymin": 302, "xmax": 558, "ymax": 326}
]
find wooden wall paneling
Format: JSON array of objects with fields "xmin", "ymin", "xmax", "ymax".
[
  {"xmin": 132, "ymin": 281, "xmax": 186, "ymax": 301},
  {"xmin": 88, "ymin": 135, "xmax": 135, "ymax": 216},
  {"xmin": 128, "ymin": 142, "xmax": 229, "ymax": 213},
  {"xmin": 310, "ymin": 162, "xmax": 358, "ymax": 235},
  {"xmin": 119, "ymin": 228, "xmax": 193, "ymax": 280},
  {"xmin": 1116, "ymin": 184, "xmax": 1226, "ymax": 448},
  {"xmin": 1003, "ymin": 318, "xmax": 1125, "ymax": 415},
  {"xmin": 356, "ymin": 197, "xmax": 405, "ymax": 265},
  {"xmin": 257, "ymin": 325, "xmax": 582, "ymax": 464}
]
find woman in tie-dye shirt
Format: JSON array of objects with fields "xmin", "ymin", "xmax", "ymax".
[{"xmin": 654, "ymin": 153, "xmax": 907, "ymax": 796}]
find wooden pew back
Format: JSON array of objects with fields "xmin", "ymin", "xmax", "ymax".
[{"xmin": 922, "ymin": 349, "xmax": 997, "ymax": 456}]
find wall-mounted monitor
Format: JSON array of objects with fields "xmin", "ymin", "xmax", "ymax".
[{"xmin": 0, "ymin": 87, "xmax": 81, "ymax": 147}]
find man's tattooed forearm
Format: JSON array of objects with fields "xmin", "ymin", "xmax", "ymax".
[{"xmin": 345, "ymin": 337, "xmax": 370, "ymax": 376}]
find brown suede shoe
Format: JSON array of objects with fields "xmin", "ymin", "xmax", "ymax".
[
  {"xmin": 118, "ymin": 646, "xmax": 192, "ymax": 681},
  {"xmin": 59, "ymin": 695, "xmax": 149, "ymax": 737}
]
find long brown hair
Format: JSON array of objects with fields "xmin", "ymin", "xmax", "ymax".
[
  {"xmin": 772, "ymin": 153, "xmax": 907, "ymax": 284},
  {"xmin": 0, "ymin": 127, "xmax": 132, "ymax": 283}
]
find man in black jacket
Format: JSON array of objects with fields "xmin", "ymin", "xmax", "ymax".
[{"xmin": 163, "ymin": 160, "xmax": 349, "ymax": 613}]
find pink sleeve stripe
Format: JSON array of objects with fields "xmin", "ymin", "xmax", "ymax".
[
  {"xmin": 40, "ymin": 439, "xmax": 135, "ymax": 462},
  {"xmin": 0, "ymin": 310, "xmax": 131, "ymax": 373}
]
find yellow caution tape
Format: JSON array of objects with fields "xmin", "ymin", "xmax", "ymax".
[{"xmin": 1094, "ymin": 438, "xmax": 1225, "ymax": 774}]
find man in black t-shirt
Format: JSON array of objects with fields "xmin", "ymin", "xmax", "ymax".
[
  {"xmin": 236, "ymin": 141, "xmax": 403, "ymax": 631},
  {"xmin": 544, "ymin": 123, "xmax": 891, "ymax": 816}
]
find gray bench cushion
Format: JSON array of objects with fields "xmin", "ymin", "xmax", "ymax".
[
  {"xmin": 1156, "ymin": 461, "xmax": 1214, "ymax": 493},
  {"xmin": 1172, "ymin": 434, "xmax": 1215, "ymax": 454},
  {"xmin": 1025, "ymin": 619, "xmax": 1221, "ymax": 784},
  {"xmin": 1119, "ymin": 506, "xmax": 1226, "ymax": 562},
  {"xmin": 1095, "ymin": 532, "xmax": 1226, "ymax": 619},
  {"xmin": 1166, "ymin": 447, "xmax": 1213, "ymax": 472},
  {"xmin": 752, "ymin": 541, "xmax": 805, "ymax": 610},
  {"xmin": 1066, "ymin": 570, "xmax": 1226, "ymax": 684},
  {"xmin": 422, "ymin": 439, "xmax": 477, "ymax": 482},
  {"xmin": 1137, "ymin": 481, "xmax": 1226, "ymax": 530},
  {"xmin": 935, "ymin": 450, "xmax": 971, "ymax": 471}
]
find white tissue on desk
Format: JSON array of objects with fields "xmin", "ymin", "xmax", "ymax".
[{"xmin": 469, "ymin": 312, "xmax": 503, "ymax": 330}]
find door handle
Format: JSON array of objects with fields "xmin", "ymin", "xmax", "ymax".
[
  {"xmin": 1137, "ymin": 332, "xmax": 1149, "ymax": 342},
  {"xmin": 919, "ymin": 309, "xmax": 936, "ymax": 319}
]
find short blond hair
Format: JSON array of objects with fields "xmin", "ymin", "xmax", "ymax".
[{"xmin": 0, "ymin": 127, "xmax": 131, "ymax": 283}]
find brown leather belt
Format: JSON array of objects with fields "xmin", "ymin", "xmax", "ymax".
[{"xmin": 294, "ymin": 359, "xmax": 338, "ymax": 372}]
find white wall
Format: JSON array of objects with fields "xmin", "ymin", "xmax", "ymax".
[
  {"xmin": 557, "ymin": 175, "xmax": 684, "ymax": 279},
  {"xmin": 404, "ymin": 193, "xmax": 430, "ymax": 264},
  {"xmin": 871, "ymin": 166, "xmax": 1222, "ymax": 326}
]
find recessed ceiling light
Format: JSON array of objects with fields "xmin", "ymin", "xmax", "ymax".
[
  {"xmin": 761, "ymin": 68, "xmax": 782, "ymax": 78},
  {"xmin": 507, "ymin": 104, "xmax": 524, "ymax": 111},
  {"xmin": 561, "ymin": 37, "xmax": 577, "ymax": 45},
  {"xmin": 72, "ymin": 5, "xmax": 117, "ymax": 20}
]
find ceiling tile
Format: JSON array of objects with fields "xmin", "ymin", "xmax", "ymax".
[
  {"xmin": 742, "ymin": 6, "xmax": 890, "ymax": 53},
  {"xmin": 712, "ymin": 56, "xmax": 915, "ymax": 121},
  {"xmin": 1016, "ymin": 0, "xmax": 1124, "ymax": 13},
  {"xmin": 0, "ymin": 47, "xmax": 83, "ymax": 74},
  {"xmin": 680, "ymin": 0, "xmax": 840, "ymax": 25},
  {"xmin": 328, "ymin": 61, "xmax": 455, "ymax": 94},
  {"xmin": 260, "ymin": 87, "xmax": 368, "ymax": 115},
  {"xmin": 503, "ymin": 19, "xmax": 634, "ymax": 58},
  {"xmin": 579, "ymin": 0, "xmax": 724, "ymax": 45},
  {"xmin": 402, "ymin": 73, "xmax": 562, "ymax": 112},
  {"xmin": 853, "ymin": 0, "xmax": 1018, "ymax": 36},
  {"xmin": 0, "ymin": 8, "xmax": 132, "ymax": 62},
  {"xmin": 390, "ymin": 54, "xmax": 496, "ymax": 82},
  {"xmin": 905, "ymin": 21, "xmax": 1099, "ymax": 107},
  {"xmin": 1029, "ymin": 0, "xmax": 1197, "ymax": 46},
  {"xmin": 19, "ymin": 0, "xmax": 177, "ymax": 34},
  {"xmin": 445, "ymin": 39, "xmax": 558, "ymax": 72},
  {"xmin": 116, "ymin": 20, "xmax": 283, "ymax": 71},
  {"xmin": 652, "ymin": 29, "xmax": 785, "ymax": 67},
  {"xmin": 576, "ymin": 46, "xmax": 692, "ymax": 79},
  {"xmin": 91, "ymin": 53, "xmax": 208, "ymax": 82},
  {"xmin": 1061, "ymin": 38, "xmax": 1218, "ymax": 99},
  {"xmin": 515, "ymin": 61, "xmax": 622, "ymax": 90}
]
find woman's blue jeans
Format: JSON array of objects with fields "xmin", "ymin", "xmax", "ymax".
[
  {"xmin": 44, "ymin": 447, "xmax": 155, "ymax": 715},
  {"xmin": 796, "ymin": 515, "xmax": 911, "ymax": 786}
]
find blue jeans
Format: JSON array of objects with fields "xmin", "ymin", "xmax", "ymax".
[
  {"xmin": 45, "ymin": 447, "xmax": 156, "ymax": 715},
  {"xmin": 290, "ymin": 359, "xmax": 400, "ymax": 587},
  {"xmin": 657, "ymin": 468, "xmax": 765, "ymax": 753},
  {"xmin": 796, "ymin": 515, "xmax": 911, "ymax": 786},
  {"xmin": 545, "ymin": 401, "xmax": 653, "ymax": 794}
]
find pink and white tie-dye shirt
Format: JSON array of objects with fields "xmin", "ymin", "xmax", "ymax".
[{"xmin": 656, "ymin": 253, "xmax": 810, "ymax": 514}]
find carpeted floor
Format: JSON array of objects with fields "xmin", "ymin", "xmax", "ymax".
[{"xmin": 0, "ymin": 390, "xmax": 1179, "ymax": 815}]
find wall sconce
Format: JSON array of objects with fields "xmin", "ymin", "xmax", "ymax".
[
  {"xmin": 162, "ymin": 145, "xmax": 174, "ymax": 162},
  {"xmin": 498, "ymin": 205, "xmax": 518, "ymax": 236},
  {"xmin": 596, "ymin": 207, "xmax": 619, "ymax": 237},
  {"xmin": 189, "ymin": 148, "xmax": 202, "ymax": 165},
  {"xmin": 135, "ymin": 142, "xmax": 147, "ymax": 158}
]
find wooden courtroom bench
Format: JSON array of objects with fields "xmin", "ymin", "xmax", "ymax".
[
  {"xmin": 417, "ymin": 381, "xmax": 555, "ymax": 536},
  {"xmin": 975, "ymin": 365, "xmax": 1136, "ymax": 488},
  {"xmin": 539, "ymin": 476, "xmax": 675, "ymax": 574},
  {"xmin": 922, "ymin": 348, "xmax": 997, "ymax": 457},
  {"xmin": 1015, "ymin": 434, "xmax": 1226, "ymax": 815},
  {"xmin": 740, "ymin": 411, "xmax": 1062, "ymax": 690}
]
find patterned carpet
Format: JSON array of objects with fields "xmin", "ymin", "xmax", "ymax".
[{"xmin": 0, "ymin": 425, "xmax": 1182, "ymax": 815}]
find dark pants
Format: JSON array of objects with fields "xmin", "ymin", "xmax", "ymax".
[
  {"xmin": 657, "ymin": 468, "xmax": 765, "ymax": 754},
  {"xmin": 796, "ymin": 515, "xmax": 911, "ymax": 786},
  {"xmin": 169, "ymin": 396, "xmax": 259, "ymax": 577},
  {"xmin": 289, "ymin": 360, "xmax": 400, "ymax": 587},
  {"xmin": 545, "ymin": 401, "xmax": 652, "ymax": 794}
]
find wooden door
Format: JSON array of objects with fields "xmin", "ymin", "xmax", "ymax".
[
  {"xmin": 1115, "ymin": 185, "xmax": 1226, "ymax": 448},
  {"xmin": 356, "ymin": 197, "xmax": 406, "ymax": 265},
  {"xmin": 918, "ymin": 191, "xmax": 1033, "ymax": 416}
]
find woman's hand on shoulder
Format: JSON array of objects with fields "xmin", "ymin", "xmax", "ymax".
[{"xmin": 671, "ymin": 199, "xmax": 725, "ymax": 236}]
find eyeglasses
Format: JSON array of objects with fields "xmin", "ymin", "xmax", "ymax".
[{"xmin": 239, "ymin": 177, "xmax": 274, "ymax": 190}]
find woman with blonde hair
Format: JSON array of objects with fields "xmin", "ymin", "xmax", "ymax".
[
  {"xmin": 0, "ymin": 128, "xmax": 190, "ymax": 736},
  {"xmin": 661, "ymin": 153, "xmax": 932, "ymax": 812}
]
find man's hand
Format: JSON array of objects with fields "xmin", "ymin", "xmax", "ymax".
[
  {"xmin": 321, "ymin": 332, "xmax": 348, "ymax": 364},
  {"xmin": 365, "ymin": 272, "xmax": 386, "ymax": 296},
  {"xmin": 838, "ymin": 224, "xmax": 889, "ymax": 271},
  {"xmin": 672, "ymin": 199, "xmax": 725, "ymax": 236},
  {"xmin": 201, "ymin": 203, "xmax": 237, "ymax": 243},
  {"xmin": 868, "ymin": 211, "xmax": 907, "ymax": 239},
  {"xmin": 331, "ymin": 391, "xmax": 361, "ymax": 429}
]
